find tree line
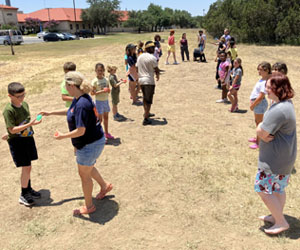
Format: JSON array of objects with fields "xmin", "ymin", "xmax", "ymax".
[{"xmin": 203, "ymin": 0, "xmax": 300, "ymax": 45}]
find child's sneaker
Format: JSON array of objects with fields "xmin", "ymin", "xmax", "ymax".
[
  {"xmin": 105, "ymin": 133, "xmax": 114, "ymax": 139},
  {"xmin": 173, "ymin": 62, "xmax": 179, "ymax": 65},
  {"xmin": 216, "ymin": 99, "xmax": 225, "ymax": 103},
  {"xmin": 249, "ymin": 143, "xmax": 259, "ymax": 149},
  {"xmin": 19, "ymin": 193, "xmax": 35, "ymax": 207},
  {"xmin": 29, "ymin": 189, "xmax": 41, "ymax": 199}
]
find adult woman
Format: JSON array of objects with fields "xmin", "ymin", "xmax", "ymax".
[
  {"xmin": 42, "ymin": 71, "xmax": 112, "ymax": 215},
  {"xmin": 255, "ymin": 72, "xmax": 296, "ymax": 234}
]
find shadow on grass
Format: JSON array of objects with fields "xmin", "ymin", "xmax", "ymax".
[
  {"xmin": 150, "ymin": 117, "xmax": 168, "ymax": 126},
  {"xmin": 259, "ymin": 214, "xmax": 300, "ymax": 239},
  {"xmin": 106, "ymin": 137, "xmax": 121, "ymax": 146},
  {"xmin": 74, "ymin": 196, "xmax": 119, "ymax": 225},
  {"xmin": 234, "ymin": 109, "xmax": 248, "ymax": 114}
]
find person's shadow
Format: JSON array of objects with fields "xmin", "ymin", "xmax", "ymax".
[
  {"xmin": 106, "ymin": 137, "xmax": 121, "ymax": 146},
  {"xmin": 234, "ymin": 109, "xmax": 247, "ymax": 114},
  {"xmin": 115, "ymin": 114, "xmax": 134, "ymax": 123},
  {"xmin": 259, "ymin": 215, "xmax": 300, "ymax": 239},
  {"xmin": 150, "ymin": 117, "xmax": 168, "ymax": 126},
  {"xmin": 34, "ymin": 190, "xmax": 119, "ymax": 225}
]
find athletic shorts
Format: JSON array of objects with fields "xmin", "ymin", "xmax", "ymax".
[
  {"xmin": 76, "ymin": 136, "xmax": 106, "ymax": 166},
  {"xmin": 252, "ymin": 98, "xmax": 268, "ymax": 114},
  {"xmin": 167, "ymin": 44, "xmax": 175, "ymax": 53},
  {"xmin": 141, "ymin": 85, "xmax": 155, "ymax": 105},
  {"xmin": 95, "ymin": 100, "xmax": 110, "ymax": 114},
  {"xmin": 8, "ymin": 137, "xmax": 38, "ymax": 167},
  {"xmin": 254, "ymin": 169, "xmax": 290, "ymax": 194}
]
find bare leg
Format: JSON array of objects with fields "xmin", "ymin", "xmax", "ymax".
[
  {"xmin": 112, "ymin": 104, "xmax": 117, "ymax": 116},
  {"xmin": 255, "ymin": 113, "xmax": 264, "ymax": 145},
  {"xmin": 78, "ymin": 164, "xmax": 94, "ymax": 208},
  {"xmin": 21, "ymin": 166, "xmax": 31, "ymax": 188},
  {"xmin": 221, "ymin": 84, "xmax": 228, "ymax": 100},
  {"xmin": 103, "ymin": 112, "xmax": 109, "ymax": 134},
  {"xmin": 166, "ymin": 51, "xmax": 171, "ymax": 64},
  {"xmin": 129, "ymin": 81, "xmax": 137, "ymax": 102},
  {"xmin": 173, "ymin": 52, "xmax": 177, "ymax": 63},
  {"xmin": 91, "ymin": 167, "xmax": 109, "ymax": 191},
  {"xmin": 258, "ymin": 192, "xmax": 289, "ymax": 234}
]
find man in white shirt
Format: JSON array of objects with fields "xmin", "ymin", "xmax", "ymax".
[{"xmin": 137, "ymin": 41, "xmax": 160, "ymax": 125}]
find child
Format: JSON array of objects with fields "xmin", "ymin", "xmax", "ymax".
[
  {"xmin": 216, "ymin": 51, "xmax": 230, "ymax": 103},
  {"xmin": 61, "ymin": 62, "xmax": 76, "ymax": 107},
  {"xmin": 165, "ymin": 30, "xmax": 179, "ymax": 65},
  {"xmin": 137, "ymin": 41, "xmax": 144, "ymax": 56},
  {"xmin": 215, "ymin": 37, "xmax": 227, "ymax": 89},
  {"xmin": 126, "ymin": 43, "xmax": 139, "ymax": 104},
  {"xmin": 249, "ymin": 62, "xmax": 271, "ymax": 149},
  {"xmin": 227, "ymin": 58, "xmax": 243, "ymax": 112},
  {"xmin": 272, "ymin": 62, "xmax": 288, "ymax": 75},
  {"xmin": 107, "ymin": 65, "xmax": 126, "ymax": 121},
  {"xmin": 180, "ymin": 33, "xmax": 189, "ymax": 62},
  {"xmin": 227, "ymin": 39, "xmax": 238, "ymax": 68},
  {"xmin": 198, "ymin": 30, "xmax": 207, "ymax": 62},
  {"xmin": 2, "ymin": 82, "xmax": 42, "ymax": 206},
  {"xmin": 154, "ymin": 34, "xmax": 162, "ymax": 62},
  {"xmin": 91, "ymin": 63, "xmax": 114, "ymax": 140}
]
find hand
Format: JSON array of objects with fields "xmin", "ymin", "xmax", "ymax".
[
  {"xmin": 264, "ymin": 135, "xmax": 275, "ymax": 143},
  {"xmin": 31, "ymin": 118, "xmax": 42, "ymax": 126},
  {"xmin": 250, "ymin": 103, "xmax": 255, "ymax": 111},
  {"xmin": 39, "ymin": 111, "xmax": 50, "ymax": 116},
  {"xmin": 1, "ymin": 133, "xmax": 8, "ymax": 141},
  {"xmin": 54, "ymin": 131, "xmax": 64, "ymax": 140},
  {"xmin": 103, "ymin": 87, "xmax": 110, "ymax": 93},
  {"xmin": 156, "ymin": 74, "xmax": 160, "ymax": 81}
]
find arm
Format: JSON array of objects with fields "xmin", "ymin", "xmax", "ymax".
[
  {"xmin": 154, "ymin": 67, "xmax": 160, "ymax": 81},
  {"xmin": 61, "ymin": 95, "xmax": 73, "ymax": 102},
  {"xmin": 250, "ymin": 92, "xmax": 265, "ymax": 111},
  {"xmin": 55, "ymin": 127, "xmax": 86, "ymax": 140},
  {"xmin": 257, "ymin": 123, "xmax": 274, "ymax": 143},
  {"xmin": 8, "ymin": 119, "xmax": 41, "ymax": 134},
  {"xmin": 231, "ymin": 74, "xmax": 240, "ymax": 86},
  {"xmin": 41, "ymin": 109, "xmax": 68, "ymax": 116}
]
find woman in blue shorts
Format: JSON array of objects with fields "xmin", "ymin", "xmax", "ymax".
[
  {"xmin": 255, "ymin": 72, "xmax": 296, "ymax": 235},
  {"xmin": 42, "ymin": 71, "xmax": 113, "ymax": 215}
]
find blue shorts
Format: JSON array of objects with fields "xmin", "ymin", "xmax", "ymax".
[
  {"xmin": 252, "ymin": 98, "xmax": 268, "ymax": 114},
  {"xmin": 76, "ymin": 136, "xmax": 106, "ymax": 166},
  {"xmin": 254, "ymin": 170, "xmax": 290, "ymax": 194},
  {"xmin": 95, "ymin": 100, "xmax": 110, "ymax": 114},
  {"xmin": 199, "ymin": 45, "xmax": 204, "ymax": 52}
]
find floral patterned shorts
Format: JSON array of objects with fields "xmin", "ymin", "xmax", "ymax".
[{"xmin": 254, "ymin": 170, "xmax": 290, "ymax": 194}]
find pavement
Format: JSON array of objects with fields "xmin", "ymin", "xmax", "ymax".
[{"xmin": 22, "ymin": 36, "xmax": 44, "ymax": 44}]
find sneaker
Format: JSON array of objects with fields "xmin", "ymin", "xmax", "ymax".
[
  {"xmin": 105, "ymin": 132, "xmax": 114, "ymax": 139},
  {"xmin": 249, "ymin": 143, "xmax": 259, "ymax": 149},
  {"xmin": 19, "ymin": 193, "xmax": 35, "ymax": 207},
  {"xmin": 173, "ymin": 62, "xmax": 179, "ymax": 65},
  {"xmin": 216, "ymin": 99, "xmax": 225, "ymax": 103},
  {"xmin": 149, "ymin": 113, "xmax": 155, "ymax": 117},
  {"xmin": 165, "ymin": 62, "xmax": 169, "ymax": 65},
  {"xmin": 248, "ymin": 137, "xmax": 257, "ymax": 143},
  {"xmin": 143, "ymin": 118, "xmax": 152, "ymax": 126},
  {"xmin": 224, "ymin": 98, "xmax": 231, "ymax": 104},
  {"xmin": 29, "ymin": 189, "xmax": 41, "ymax": 199}
]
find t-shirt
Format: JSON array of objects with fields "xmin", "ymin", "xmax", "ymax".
[
  {"xmin": 218, "ymin": 60, "xmax": 230, "ymax": 80},
  {"xmin": 109, "ymin": 74, "xmax": 120, "ymax": 95},
  {"xmin": 218, "ymin": 42, "xmax": 226, "ymax": 51},
  {"xmin": 60, "ymin": 80, "xmax": 72, "ymax": 107},
  {"xmin": 137, "ymin": 52, "xmax": 158, "ymax": 85},
  {"xmin": 180, "ymin": 38, "xmax": 188, "ymax": 47},
  {"xmin": 67, "ymin": 94, "xmax": 103, "ymax": 149},
  {"xmin": 259, "ymin": 100, "xmax": 297, "ymax": 175},
  {"xmin": 91, "ymin": 77, "xmax": 109, "ymax": 101},
  {"xmin": 124, "ymin": 54, "xmax": 129, "ymax": 72},
  {"xmin": 3, "ymin": 101, "xmax": 34, "ymax": 142},
  {"xmin": 228, "ymin": 48, "xmax": 238, "ymax": 60},
  {"xmin": 198, "ymin": 34, "xmax": 206, "ymax": 45},
  {"xmin": 250, "ymin": 79, "xmax": 267, "ymax": 100},
  {"xmin": 168, "ymin": 35, "xmax": 175, "ymax": 45},
  {"xmin": 232, "ymin": 67, "xmax": 242, "ymax": 86}
]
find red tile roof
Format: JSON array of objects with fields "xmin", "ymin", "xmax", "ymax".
[
  {"xmin": 0, "ymin": 4, "xmax": 18, "ymax": 10},
  {"xmin": 18, "ymin": 8, "xmax": 129, "ymax": 23}
]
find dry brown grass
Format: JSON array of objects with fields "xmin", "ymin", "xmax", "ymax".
[{"xmin": 0, "ymin": 30, "xmax": 300, "ymax": 250}]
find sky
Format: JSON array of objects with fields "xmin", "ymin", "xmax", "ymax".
[{"xmin": 2, "ymin": 0, "xmax": 217, "ymax": 16}]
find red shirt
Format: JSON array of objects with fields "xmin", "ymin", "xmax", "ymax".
[{"xmin": 168, "ymin": 35, "xmax": 175, "ymax": 45}]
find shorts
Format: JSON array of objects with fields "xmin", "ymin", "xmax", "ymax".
[
  {"xmin": 128, "ymin": 75, "xmax": 134, "ymax": 82},
  {"xmin": 233, "ymin": 84, "xmax": 240, "ymax": 90},
  {"xmin": 8, "ymin": 137, "xmax": 38, "ymax": 167},
  {"xmin": 95, "ymin": 100, "xmax": 110, "ymax": 114},
  {"xmin": 199, "ymin": 44, "xmax": 204, "ymax": 52},
  {"xmin": 111, "ymin": 90, "xmax": 120, "ymax": 105},
  {"xmin": 76, "ymin": 136, "xmax": 106, "ymax": 166},
  {"xmin": 167, "ymin": 44, "xmax": 175, "ymax": 53},
  {"xmin": 252, "ymin": 98, "xmax": 268, "ymax": 114},
  {"xmin": 254, "ymin": 169, "xmax": 290, "ymax": 194},
  {"xmin": 141, "ymin": 85, "xmax": 155, "ymax": 104}
]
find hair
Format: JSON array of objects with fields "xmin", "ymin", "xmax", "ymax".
[
  {"xmin": 154, "ymin": 34, "xmax": 161, "ymax": 42},
  {"xmin": 170, "ymin": 30, "xmax": 175, "ymax": 35},
  {"xmin": 220, "ymin": 36, "xmax": 226, "ymax": 43},
  {"xmin": 199, "ymin": 30, "xmax": 203, "ymax": 34},
  {"xmin": 8, "ymin": 82, "xmax": 25, "ymax": 95},
  {"xmin": 219, "ymin": 51, "xmax": 227, "ymax": 56},
  {"xmin": 257, "ymin": 62, "xmax": 271, "ymax": 74},
  {"xmin": 95, "ymin": 63, "xmax": 105, "ymax": 71},
  {"xmin": 138, "ymin": 41, "xmax": 144, "ymax": 48},
  {"xmin": 182, "ymin": 33, "xmax": 186, "ymax": 39},
  {"xmin": 107, "ymin": 65, "xmax": 117, "ymax": 74},
  {"xmin": 65, "ymin": 71, "xmax": 92, "ymax": 94},
  {"xmin": 234, "ymin": 58, "xmax": 243, "ymax": 75},
  {"xmin": 268, "ymin": 72, "xmax": 294, "ymax": 101},
  {"xmin": 272, "ymin": 62, "xmax": 288, "ymax": 75},
  {"xmin": 63, "ymin": 62, "xmax": 76, "ymax": 72}
]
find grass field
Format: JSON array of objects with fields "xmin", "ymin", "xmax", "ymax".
[{"xmin": 0, "ymin": 30, "xmax": 300, "ymax": 250}]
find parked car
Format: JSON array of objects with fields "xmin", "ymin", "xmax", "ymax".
[
  {"xmin": 62, "ymin": 32, "xmax": 76, "ymax": 40},
  {"xmin": 0, "ymin": 29, "xmax": 23, "ymax": 45},
  {"xmin": 43, "ymin": 33, "xmax": 64, "ymax": 42},
  {"xmin": 37, "ymin": 31, "xmax": 48, "ymax": 39},
  {"xmin": 75, "ymin": 30, "xmax": 94, "ymax": 38}
]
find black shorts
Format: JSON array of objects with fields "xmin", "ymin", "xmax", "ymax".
[
  {"xmin": 8, "ymin": 137, "xmax": 38, "ymax": 167},
  {"xmin": 141, "ymin": 85, "xmax": 155, "ymax": 104}
]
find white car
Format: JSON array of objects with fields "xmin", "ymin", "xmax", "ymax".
[{"xmin": 37, "ymin": 31, "xmax": 48, "ymax": 39}]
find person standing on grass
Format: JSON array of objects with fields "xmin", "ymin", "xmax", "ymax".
[
  {"xmin": 137, "ymin": 41, "xmax": 160, "ymax": 125},
  {"xmin": 165, "ymin": 30, "xmax": 179, "ymax": 65},
  {"xmin": 249, "ymin": 62, "xmax": 271, "ymax": 149},
  {"xmin": 197, "ymin": 30, "xmax": 207, "ymax": 62},
  {"xmin": 180, "ymin": 33, "xmax": 190, "ymax": 62},
  {"xmin": 61, "ymin": 62, "xmax": 76, "ymax": 108},
  {"xmin": 255, "ymin": 72, "xmax": 296, "ymax": 235},
  {"xmin": 216, "ymin": 51, "xmax": 230, "ymax": 103},
  {"xmin": 41, "ymin": 71, "xmax": 113, "ymax": 215}
]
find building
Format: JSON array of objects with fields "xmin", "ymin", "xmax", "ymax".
[
  {"xmin": 17, "ymin": 8, "xmax": 131, "ymax": 34},
  {"xmin": 0, "ymin": 4, "xmax": 18, "ymax": 27}
]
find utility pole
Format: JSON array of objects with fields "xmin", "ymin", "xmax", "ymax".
[
  {"xmin": 73, "ymin": 0, "xmax": 79, "ymax": 38},
  {"xmin": 47, "ymin": 8, "xmax": 51, "ymax": 21}
]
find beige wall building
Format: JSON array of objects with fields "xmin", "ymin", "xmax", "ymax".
[{"xmin": 0, "ymin": 4, "xmax": 18, "ymax": 27}]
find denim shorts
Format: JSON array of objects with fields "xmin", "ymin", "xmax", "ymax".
[
  {"xmin": 252, "ymin": 98, "xmax": 268, "ymax": 114},
  {"xmin": 96, "ymin": 100, "xmax": 110, "ymax": 114},
  {"xmin": 76, "ymin": 136, "xmax": 105, "ymax": 166},
  {"xmin": 254, "ymin": 170, "xmax": 290, "ymax": 194}
]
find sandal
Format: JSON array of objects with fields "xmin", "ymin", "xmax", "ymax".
[
  {"xmin": 73, "ymin": 204, "xmax": 96, "ymax": 216},
  {"xmin": 248, "ymin": 137, "xmax": 257, "ymax": 143},
  {"xmin": 96, "ymin": 183, "xmax": 113, "ymax": 200}
]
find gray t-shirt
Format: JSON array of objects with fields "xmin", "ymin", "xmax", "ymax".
[
  {"xmin": 232, "ymin": 68, "xmax": 242, "ymax": 86},
  {"xmin": 258, "ymin": 100, "xmax": 297, "ymax": 175}
]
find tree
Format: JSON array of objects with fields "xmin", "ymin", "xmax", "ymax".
[
  {"xmin": 82, "ymin": 0, "xmax": 121, "ymax": 34},
  {"xmin": 24, "ymin": 17, "xmax": 42, "ymax": 33},
  {"xmin": 43, "ymin": 20, "xmax": 60, "ymax": 32},
  {"xmin": 123, "ymin": 10, "xmax": 150, "ymax": 33}
]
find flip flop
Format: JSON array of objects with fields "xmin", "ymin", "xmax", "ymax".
[
  {"xmin": 73, "ymin": 204, "xmax": 96, "ymax": 216},
  {"xmin": 96, "ymin": 183, "xmax": 113, "ymax": 200}
]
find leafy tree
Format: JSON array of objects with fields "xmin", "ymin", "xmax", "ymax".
[
  {"xmin": 124, "ymin": 10, "xmax": 150, "ymax": 33},
  {"xmin": 43, "ymin": 20, "xmax": 60, "ymax": 32},
  {"xmin": 24, "ymin": 17, "xmax": 42, "ymax": 33}
]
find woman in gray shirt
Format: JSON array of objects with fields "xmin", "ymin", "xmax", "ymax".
[{"xmin": 255, "ymin": 72, "xmax": 296, "ymax": 235}]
